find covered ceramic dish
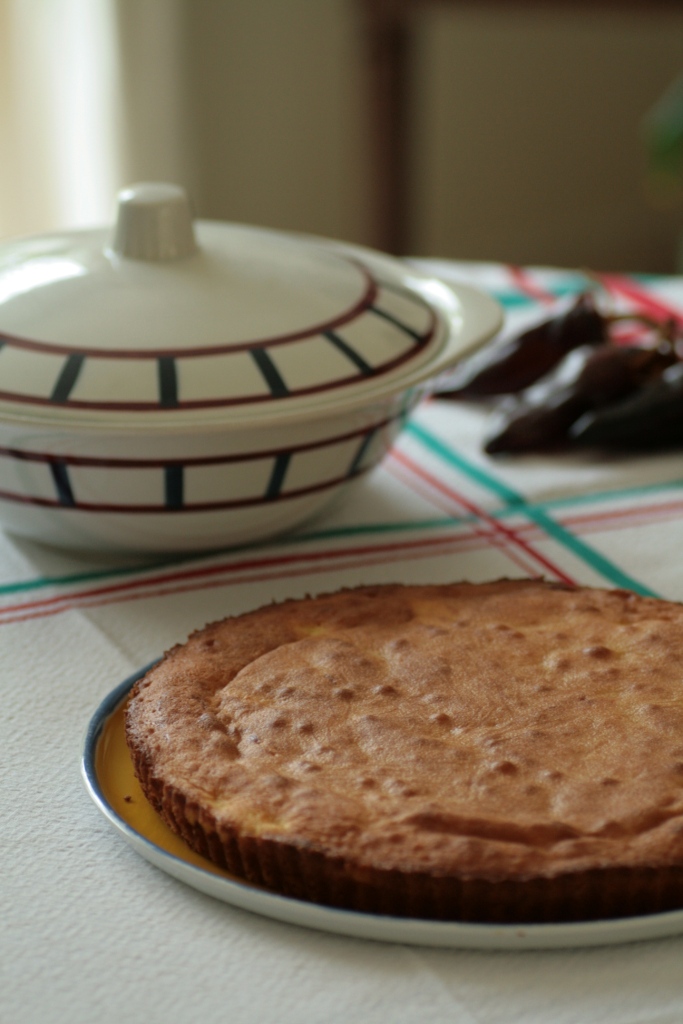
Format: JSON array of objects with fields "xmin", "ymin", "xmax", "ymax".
[{"xmin": 0, "ymin": 183, "xmax": 502, "ymax": 552}]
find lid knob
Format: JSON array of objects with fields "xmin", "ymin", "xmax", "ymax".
[{"xmin": 111, "ymin": 182, "xmax": 197, "ymax": 261}]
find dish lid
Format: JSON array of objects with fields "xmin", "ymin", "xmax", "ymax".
[{"xmin": 0, "ymin": 183, "xmax": 501, "ymax": 431}]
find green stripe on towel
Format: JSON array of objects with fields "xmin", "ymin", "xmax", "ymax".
[{"xmin": 407, "ymin": 421, "xmax": 658, "ymax": 597}]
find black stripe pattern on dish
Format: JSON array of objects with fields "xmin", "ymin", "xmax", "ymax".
[
  {"xmin": 49, "ymin": 461, "xmax": 76, "ymax": 506},
  {"xmin": 348, "ymin": 427, "xmax": 378, "ymax": 476},
  {"xmin": 369, "ymin": 305, "xmax": 423, "ymax": 342},
  {"xmin": 51, "ymin": 354, "xmax": 85, "ymax": 403},
  {"xmin": 265, "ymin": 453, "xmax": 291, "ymax": 499},
  {"xmin": 250, "ymin": 349, "xmax": 289, "ymax": 397},
  {"xmin": 164, "ymin": 465, "xmax": 184, "ymax": 508},
  {"xmin": 158, "ymin": 358, "xmax": 179, "ymax": 407},
  {"xmin": 323, "ymin": 331, "xmax": 374, "ymax": 375}
]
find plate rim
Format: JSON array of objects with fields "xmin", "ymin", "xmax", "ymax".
[{"xmin": 82, "ymin": 665, "xmax": 683, "ymax": 951}]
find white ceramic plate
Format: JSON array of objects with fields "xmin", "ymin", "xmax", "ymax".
[{"xmin": 82, "ymin": 667, "xmax": 683, "ymax": 950}]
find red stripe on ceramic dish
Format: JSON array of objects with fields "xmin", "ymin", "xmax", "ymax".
[
  {"xmin": 0, "ymin": 466, "xmax": 371, "ymax": 513},
  {"xmin": 0, "ymin": 332, "xmax": 434, "ymax": 412},
  {"xmin": 0, "ymin": 417, "xmax": 395, "ymax": 468},
  {"xmin": 0, "ymin": 261, "xmax": 381, "ymax": 358}
]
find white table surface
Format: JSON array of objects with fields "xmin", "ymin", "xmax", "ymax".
[{"xmin": 4, "ymin": 261, "xmax": 683, "ymax": 1024}]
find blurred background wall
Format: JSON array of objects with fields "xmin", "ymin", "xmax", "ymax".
[{"xmin": 2, "ymin": 0, "xmax": 683, "ymax": 272}]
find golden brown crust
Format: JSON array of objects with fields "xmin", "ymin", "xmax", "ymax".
[{"xmin": 125, "ymin": 580, "xmax": 683, "ymax": 922}]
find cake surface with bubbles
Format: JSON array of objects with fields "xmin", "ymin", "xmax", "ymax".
[{"xmin": 125, "ymin": 580, "xmax": 683, "ymax": 922}]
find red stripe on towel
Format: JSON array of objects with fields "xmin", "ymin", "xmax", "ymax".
[{"xmin": 388, "ymin": 450, "xmax": 577, "ymax": 586}]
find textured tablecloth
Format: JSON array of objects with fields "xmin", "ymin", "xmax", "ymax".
[{"xmin": 4, "ymin": 261, "xmax": 683, "ymax": 1024}]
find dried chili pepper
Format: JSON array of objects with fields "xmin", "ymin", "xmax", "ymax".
[
  {"xmin": 440, "ymin": 292, "xmax": 607, "ymax": 399},
  {"xmin": 570, "ymin": 361, "xmax": 683, "ymax": 450},
  {"xmin": 484, "ymin": 343, "xmax": 676, "ymax": 454}
]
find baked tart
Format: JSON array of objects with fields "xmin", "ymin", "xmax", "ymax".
[{"xmin": 125, "ymin": 580, "xmax": 683, "ymax": 922}]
